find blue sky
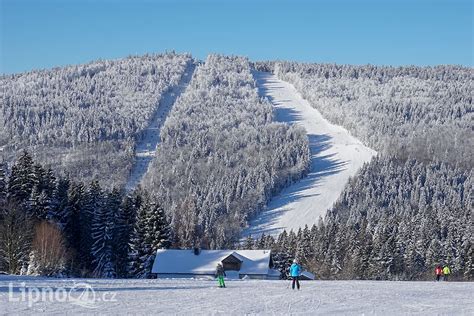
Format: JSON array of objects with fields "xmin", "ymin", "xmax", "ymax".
[{"xmin": 1, "ymin": 0, "xmax": 472, "ymax": 74}]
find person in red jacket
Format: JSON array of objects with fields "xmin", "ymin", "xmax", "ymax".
[{"xmin": 435, "ymin": 265, "xmax": 443, "ymax": 281}]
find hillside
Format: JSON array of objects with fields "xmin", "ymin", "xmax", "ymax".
[
  {"xmin": 0, "ymin": 53, "xmax": 191, "ymax": 187},
  {"xmin": 142, "ymin": 55, "xmax": 309, "ymax": 248},
  {"xmin": 244, "ymin": 71, "xmax": 376, "ymax": 236},
  {"xmin": 125, "ymin": 63, "xmax": 196, "ymax": 192},
  {"xmin": 0, "ymin": 55, "xmax": 472, "ymax": 280},
  {"xmin": 272, "ymin": 62, "xmax": 473, "ymax": 166},
  {"xmin": 249, "ymin": 61, "xmax": 473, "ymax": 280}
]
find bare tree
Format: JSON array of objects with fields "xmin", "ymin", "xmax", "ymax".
[{"xmin": 27, "ymin": 221, "xmax": 68, "ymax": 276}]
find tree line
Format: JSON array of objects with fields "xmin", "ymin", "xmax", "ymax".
[
  {"xmin": 0, "ymin": 152, "xmax": 171, "ymax": 278},
  {"xmin": 245, "ymin": 156, "xmax": 472, "ymax": 281}
]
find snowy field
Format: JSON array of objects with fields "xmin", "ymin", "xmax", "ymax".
[
  {"xmin": 245, "ymin": 72, "xmax": 376, "ymax": 236},
  {"xmin": 1, "ymin": 276, "xmax": 473, "ymax": 315}
]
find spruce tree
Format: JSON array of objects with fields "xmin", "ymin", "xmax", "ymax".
[
  {"xmin": 0, "ymin": 163, "xmax": 6, "ymax": 207},
  {"xmin": 80, "ymin": 180, "xmax": 103, "ymax": 274},
  {"xmin": 63, "ymin": 182, "xmax": 84, "ymax": 273},
  {"xmin": 128, "ymin": 199, "xmax": 150, "ymax": 278},
  {"xmin": 91, "ymin": 188, "xmax": 120, "ymax": 278},
  {"xmin": 48, "ymin": 177, "xmax": 71, "ymax": 225},
  {"xmin": 7, "ymin": 151, "xmax": 35, "ymax": 205},
  {"xmin": 129, "ymin": 198, "xmax": 171, "ymax": 278},
  {"xmin": 113, "ymin": 194, "xmax": 138, "ymax": 278}
]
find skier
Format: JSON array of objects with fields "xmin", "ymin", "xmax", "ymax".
[
  {"xmin": 435, "ymin": 265, "xmax": 443, "ymax": 281},
  {"xmin": 442, "ymin": 265, "xmax": 451, "ymax": 281},
  {"xmin": 289, "ymin": 259, "xmax": 301, "ymax": 290},
  {"xmin": 216, "ymin": 262, "xmax": 226, "ymax": 288}
]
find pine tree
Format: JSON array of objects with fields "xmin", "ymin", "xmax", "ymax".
[
  {"xmin": 7, "ymin": 151, "xmax": 35, "ymax": 205},
  {"xmin": 129, "ymin": 197, "xmax": 171, "ymax": 278},
  {"xmin": 29, "ymin": 186, "xmax": 49, "ymax": 220},
  {"xmin": 0, "ymin": 163, "xmax": 6, "ymax": 207},
  {"xmin": 113, "ymin": 194, "xmax": 138, "ymax": 278},
  {"xmin": 128, "ymin": 199, "xmax": 150, "ymax": 278},
  {"xmin": 146, "ymin": 202, "xmax": 171, "ymax": 251},
  {"xmin": 243, "ymin": 235, "xmax": 255, "ymax": 249},
  {"xmin": 48, "ymin": 177, "xmax": 71, "ymax": 225},
  {"xmin": 91, "ymin": 188, "xmax": 120, "ymax": 278},
  {"xmin": 80, "ymin": 180, "xmax": 103, "ymax": 274},
  {"xmin": 64, "ymin": 182, "xmax": 84, "ymax": 273}
]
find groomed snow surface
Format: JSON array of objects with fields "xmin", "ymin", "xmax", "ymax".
[
  {"xmin": 245, "ymin": 72, "xmax": 377, "ymax": 236},
  {"xmin": 1, "ymin": 276, "xmax": 473, "ymax": 315}
]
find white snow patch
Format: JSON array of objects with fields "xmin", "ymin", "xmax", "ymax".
[
  {"xmin": 1, "ymin": 276, "xmax": 472, "ymax": 315},
  {"xmin": 245, "ymin": 71, "xmax": 377, "ymax": 236},
  {"xmin": 125, "ymin": 63, "xmax": 196, "ymax": 192}
]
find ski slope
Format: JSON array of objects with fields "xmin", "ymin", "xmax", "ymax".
[
  {"xmin": 245, "ymin": 71, "xmax": 376, "ymax": 236},
  {"xmin": 125, "ymin": 63, "xmax": 196, "ymax": 192},
  {"xmin": 1, "ymin": 276, "xmax": 473, "ymax": 315}
]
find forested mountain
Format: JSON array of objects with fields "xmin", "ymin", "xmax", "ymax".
[
  {"xmin": 0, "ymin": 53, "xmax": 191, "ymax": 187},
  {"xmin": 0, "ymin": 55, "xmax": 310, "ymax": 276},
  {"xmin": 142, "ymin": 55, "xmax": 310, "ymax": 248},
  {"xmin": 1, "ymin": 54, "xmax": 471, "ymax": 280},
  {"xmin": 271, "ymin": 62, "xmax": 473, "ymax": 167},
  {"xmin": 249, "ymin": 61, "xmax": 473, "ymax": 280}
]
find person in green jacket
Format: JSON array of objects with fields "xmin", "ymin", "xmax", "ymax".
[
  {"xmin": 216, "ymin": 262, "xmax": 226, "ymax": 288},
  {"xmin": 442, "ymin": 265, "xmax": 451, "ymax": 281}
]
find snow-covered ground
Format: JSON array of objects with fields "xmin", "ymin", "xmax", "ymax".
[
  {"xmin": 125, "ymin": 63, "xmax": 196, "ymax": 192},
  {"xmin": 1, "ymin": 276, "xmax": 473, "ymax": 315},
  {"xmin": 245, "ymin": 72, "xmax": 376, "ymax": 236}
]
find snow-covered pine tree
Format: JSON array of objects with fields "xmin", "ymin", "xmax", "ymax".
[
  {"xmin": 47, "ymin": 177, "xmax": 71, "ymax": 226},
  {"xmin": 295, "ymin": 225, "xmax": 312, "ymax": 267},
  {"xmin": 129, "ymin": 197, "xmax": 171, "ymax": 278},
  {"xmin": 243, "ymin": 235, "xmax": 255, "ymax": 250},
  {"xmin": 28, "ymin": 186, "xmax": 50, "ymax": 220},
  {"xmin": 128, "ymin": 198, "xmax": 150, "ymax": 278},
  {"xmin": 143, "ymin": 202, "xmax": 171, "ymax": 276},
  {"xmin": 0, "ymin": 203, "xmax": 33, "ymax": 274},
  {"xmin": 0, "ymin": 163, "xmax": 6, "ymax": 206},
  {"xmin": 91, "ymin": 187, "xmax": 121, "ymax": 278},
  {"xmin": 80, "ymin": 180, "xmax": 103, "ymax": 274},
  {"xmin": 28, "ymin": 164, "xmax": 56, "ymax": 219},
  {"xmin": 62, "ymin": 182, "xmax": 84, "ymax": 273},
  {"xmin": 7, "ymin": 151, "xmax": 35, "ymax": 205},
  {"xmin": 113, "ymin": 193, "xmax": 139, "ymax": 277},
  {"xmin": 146, "ymin": 202, "xmax": 171, "ymax": 251}
]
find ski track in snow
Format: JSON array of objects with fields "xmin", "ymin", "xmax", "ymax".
[
  {"xmin": 125, "ymin": 63, "xmax": 196, "ymax": 192},
  {"xmin": 245, "ymin": 71, "xmax": 377, "ymax": 236},
  {"xmin": 1, "ymin": 276, "xmax": 473, "ymax": 315}
]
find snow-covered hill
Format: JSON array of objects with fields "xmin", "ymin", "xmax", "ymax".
[
  {"xmin": 125, "ymin": 63, "xmax": 196, "ymax": 192},
  {"xmin": 1, "ymin": 276, "xmax": 473, "ymax": 315},
  {"xmin": 245, "ymin": 72, "xmax": 376, "ymax": 236}
]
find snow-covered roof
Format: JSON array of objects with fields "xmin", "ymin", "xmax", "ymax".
[{"xmin": 151, "ymin": 249, "xmax": 273, "ymax": 275}]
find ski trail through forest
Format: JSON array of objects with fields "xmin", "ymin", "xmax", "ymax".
[
  {"xmin": 245, "ymin": 71, "xmax": 377, "ymax": 236},
  {"xmin": 125, "ymin": 63, "xmax": 196, "ymax": 192}
]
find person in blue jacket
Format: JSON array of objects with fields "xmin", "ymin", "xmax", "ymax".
[{"xmin": 289, "ymin": 259, "xmax": 301, "ymax": 290}]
